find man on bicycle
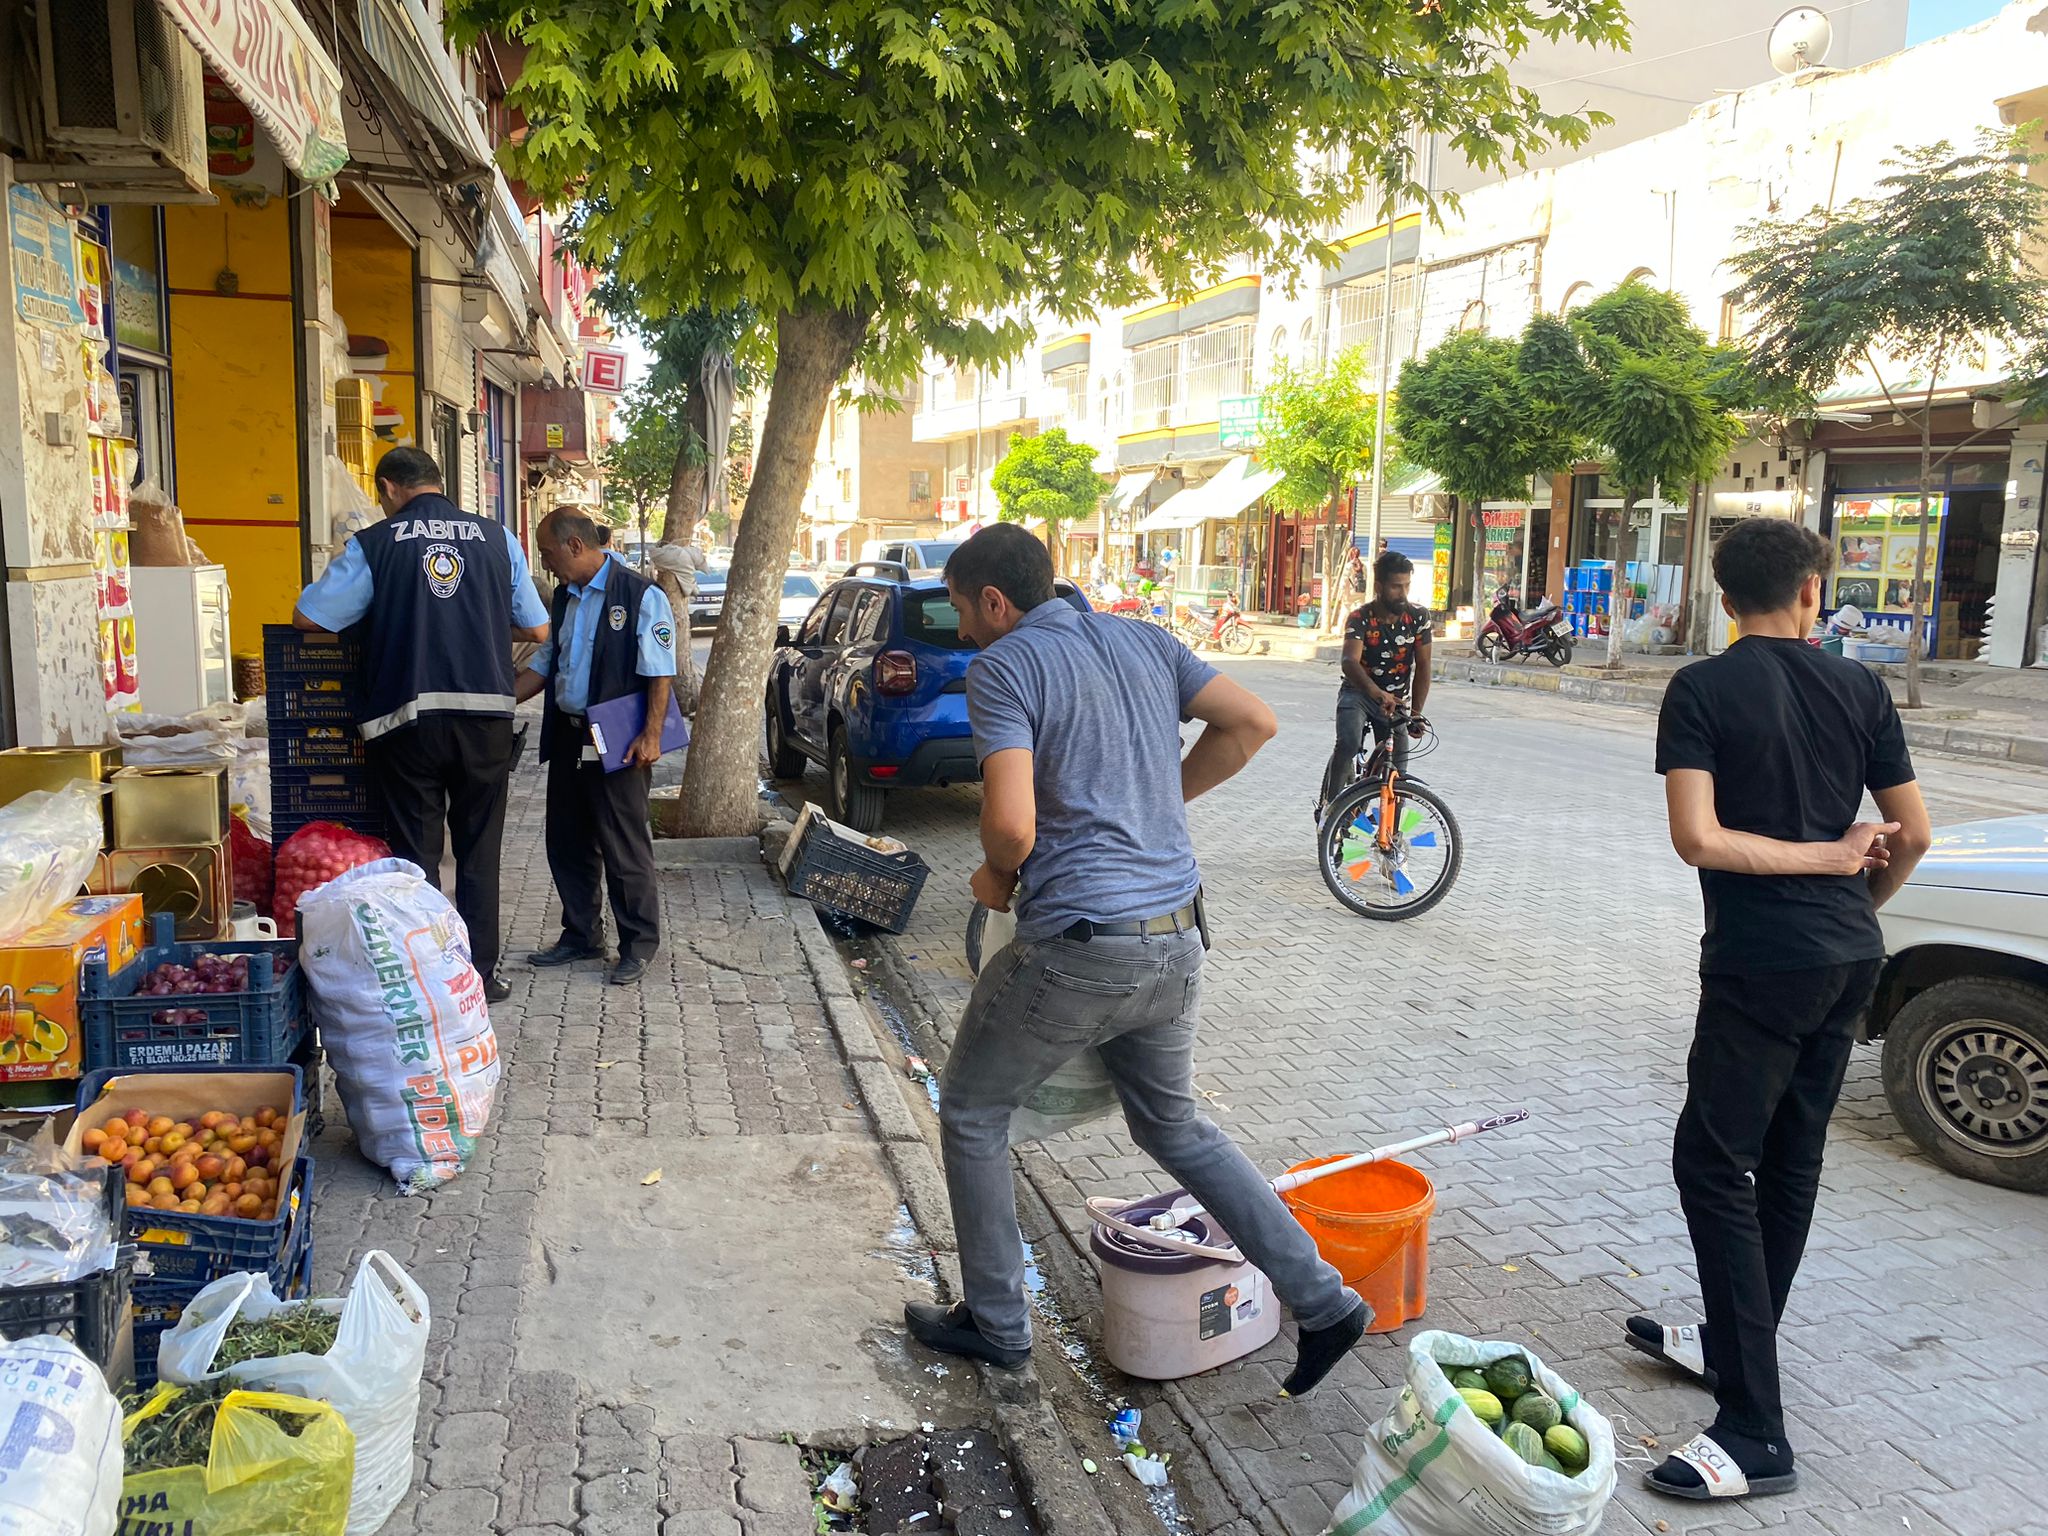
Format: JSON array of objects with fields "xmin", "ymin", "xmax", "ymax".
[{"xmin": 1318, "ymin": 548, "xmax": 1432, "ymax": 820}]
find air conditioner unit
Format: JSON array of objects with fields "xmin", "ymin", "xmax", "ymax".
[{"xmin": 20, "ymin": 0, "xmax": 210, "ymax": 202}]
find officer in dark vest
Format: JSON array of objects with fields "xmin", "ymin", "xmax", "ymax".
[
  {"xmin": 293, "ymin": 446, "xmax": 551, "ymax": 1002},
  {"xmin": 514, "ymin": 508, "xmax": 677, "ymax": 986}
]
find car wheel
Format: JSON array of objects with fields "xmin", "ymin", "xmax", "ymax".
[
  {"xmin": 827, "ymin": 726, "xmax": 886, "ymax": 833},
  {"xmin": 1880, "ymin": 976, "xmax": 2048, "ymax": 1192},
  {"xmin": 764, "ymin": 683, "xmax": 806, "ymax": 779}
]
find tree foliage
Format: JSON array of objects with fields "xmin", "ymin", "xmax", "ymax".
[
  {"xmin": 600, "ymin": 388, "xmax": 686, "ymax": 532},
  {"xmin": 449, "ymin": 0, "xmax": 1630, "ymax": 834},
  {"xmin": 1519, "ymin": 282, "xmax": 1743, "ymax": 663},
  {"xmin": 1260, "ymin": 349, "xmax": 1380, "ymax": 515},
  {"xmin": 991, "ymin": 429, "xmax": 1105, "ymax": 561},
  {"xmin": 1728, "ymin": 129, "xmax": 2048, "ymax": 701},
  {"xmin": 1396, "ymin": 331, "xmax": 1569, "ymax": 506}
]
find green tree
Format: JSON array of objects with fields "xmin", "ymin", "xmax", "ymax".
[
  {"xmin": 454, "ymin": 0, "xmax": 1628, "ymax": 835},
  {"xmin": 1258, "ymin": 349, "xmax": 1381, "ymax": 626},
  {"xmin": 1521, "ymin": 281, "xmax": 1743, "ymax": 667},
  {"xmin": 600, "ymin": 387, "xmax": 687, "ymax": 547},
  {"xmin": 991, "ymin": 429, "xmax": 1106, "ymax": 573},
  {"xmin": 1728, "ymin": 130, "xmax": 2048, "ymax": 704},
  {"xmin": 1395, "ymin": 329, "xmax": 1578, "ymax": 635}
]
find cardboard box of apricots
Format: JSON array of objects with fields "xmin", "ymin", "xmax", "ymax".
[{"xmin": 60, "ymin": 1068, "xmax": 306, "ymax": 1229}]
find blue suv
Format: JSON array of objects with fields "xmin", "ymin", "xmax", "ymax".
[{"xmin": 765, "ymin": 562, "xmax": 1091, "ymax": 831}]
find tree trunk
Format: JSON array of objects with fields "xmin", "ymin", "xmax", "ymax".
[
  {"xmin": 675, "ymin": 304, "xmax": 869, "ymax": 837},
  {"xmin": 1907, "ymin": 416, "xmax": 1933, "ymax": 710},
  {"xmin": 663, "ymin": 385, "xmax": 713, "ymax": 547},
  {"xmin": 1604, "ymin": 488, "xmax": 1640, "ymax": 670}
]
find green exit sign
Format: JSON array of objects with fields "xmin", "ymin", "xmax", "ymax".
[{"xmin": 1219, "ymin": 396, "xmax": 1264, "ymax": 448}]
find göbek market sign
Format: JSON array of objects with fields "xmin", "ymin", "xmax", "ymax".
[{"xmin": 160, "ymin": 0, "xmax": 350, "ymax": 188}]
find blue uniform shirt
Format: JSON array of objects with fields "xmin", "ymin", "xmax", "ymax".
[
  {"xmin": 528, "ymin": 556, "xmax": 677, "ymax": 713},
  {"xmin": 298, "ymin": 521, "xmax": 550, "ymax": 633}
]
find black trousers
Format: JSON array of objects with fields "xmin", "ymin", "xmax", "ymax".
[
  {"xmin": 543, "ymin": 712, "xmax": 660, "ymax": 960},
  {"xmin": 364, "ymin": 715, "xmax": 515, "ymax": 980},
  {"xmin": 1320, "ymin": 688, "xmax": 1409, "ymax": 807},
  {"xmin": 1673, "ymin": 959, "xmax": 1881, "ymax": 1442}
]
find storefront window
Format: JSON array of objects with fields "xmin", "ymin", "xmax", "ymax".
[{"xmin": 1823, "ymin": 452, "xmax": 2005, "ymax": 660}]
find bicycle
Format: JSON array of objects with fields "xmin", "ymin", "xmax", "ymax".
[{"xmin": 1316, "ymin": 707, "xmax": 1462, "ymax": 920}]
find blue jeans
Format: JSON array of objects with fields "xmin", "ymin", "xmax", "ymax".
[{"xmin": 937, "ymin": 928, "xmax": 1359, "ymax": 1350}]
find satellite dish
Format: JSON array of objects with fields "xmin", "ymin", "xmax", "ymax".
[{"xmin": 1768, "ymin": 6, "xmax": 1834, "ymax": 74}]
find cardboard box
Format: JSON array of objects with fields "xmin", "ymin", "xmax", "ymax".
[{"xmin": 0, "ymin": 894, "xmax": 144, "ymax": 1082}]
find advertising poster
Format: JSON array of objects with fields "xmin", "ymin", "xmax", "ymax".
[{"xmin": 1431, "ymin": 522, "xmax": 1452, "ymax": 612}]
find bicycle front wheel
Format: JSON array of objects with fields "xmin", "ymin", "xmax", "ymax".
[{"xmin": 1318, "ymin": 777, "xmax": 1463, "ymax": 920}]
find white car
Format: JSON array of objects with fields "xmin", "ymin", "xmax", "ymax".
[
  {"xmin": 1871, "ymin": 814, "xmax": 2048, "ymax": 1192},
  {"xmin": 779, "ymin": 573, "xmax": 823, "ymax": 626}
]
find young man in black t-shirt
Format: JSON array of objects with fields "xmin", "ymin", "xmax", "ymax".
[
  {"xmin": 1641, "ymin": 518, "xmax": 1931, "ymax": 1503},
  {"xmin": 1316, "ymin": 549, "xmax": 1432, "ymax": 817}
]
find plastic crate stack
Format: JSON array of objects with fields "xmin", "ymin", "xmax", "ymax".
[
  {"xmin": 72, "ymin": 1064, "xmax": 316, "ymax": 1386},
  {"xmin": 1563, "ymin": 561, "xmax": 1614, "ymax": 639},
  {"xmin": 263, "ymin": 624, "xmax": 386, "ymax": 847},
  {"xmin": 0, "ymin": 1164, "xmax": 134, "ymax": 1379}
]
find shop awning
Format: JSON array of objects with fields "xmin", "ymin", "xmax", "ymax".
[
  {"xmin": 358, "ymin": 0, "xmax": 497, "ymax": 173},
  {"xmin": 1386, "ymin": 466, "xmax": 1443, "ymax": 498},
  {"xmin": 159, "ymin": 0, "xmax": 348, "ymax": 190},
  {"xmin": 1135, "ymin": 487, "xmax": 1206, "ymax": 533},
  {"xmin": 1201, "ymin": 457, "xmax": 1284, "ymax": 522},
  {"xmin": 1108, "ymin": 472, "xmax": 1156, "ymax": 514}
]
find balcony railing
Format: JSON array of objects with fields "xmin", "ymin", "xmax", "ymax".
[{"xmin": 1126, "ymin": 327, "xmax": 1254, "ymax": 432}]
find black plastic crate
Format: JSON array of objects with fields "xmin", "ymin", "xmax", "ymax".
[
  {"xmin": 0, "ymin": 1251, "xmax": 132, "ymax": 1370},
  {"xmin": 784, "ymin": 816, "xmax": 929, "ymax": 934},
  {"xmin": 262, "ymin": 625, "xmax": 365, "ymax": 683},
  {"xmin": 265, "ymin": 680, "xmax": 361, "ymax": 724},
  {"xmin": 80, "ymin": 913, "xmax": 305, "ymax": 1071},
  {"xmin": 269, "ymin": 718, "xmax": 367, "ymax": 772},
  {"xmin": 271, "ymin": 767, "xmax": 384, "ymax": 848}
]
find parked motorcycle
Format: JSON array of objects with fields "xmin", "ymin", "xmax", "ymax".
[
  {"xmin": 1476, "ymin": 586, "xmax": 1573, "ymax": 666},
  {"xmin": 1176, "ymin": 593, "xmax": 1257, "ymax": 655}
]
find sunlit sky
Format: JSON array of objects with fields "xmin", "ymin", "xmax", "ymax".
[{"xmin": 1908, "ymin": 0, "xmax": 2013, "ymax": 44}]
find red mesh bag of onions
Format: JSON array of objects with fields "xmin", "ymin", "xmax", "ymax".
[{"xmin": 272, "ymin": 821, "xmax": 392, "ymax": 937}]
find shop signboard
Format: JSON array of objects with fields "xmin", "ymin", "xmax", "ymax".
[
  {"xmin": 1831, "ymin": 492, "xmax": 1944, "ymax": 617},
  {"xmin": 1218, "ymin": 396, "xmax": 1265, "ymax": 448},
  {"xmin": 583, "ymin": 347, "xmax": 629, "ymax": 394},
  {"xmin": 1431, "ymin": 521, "xmax": 1453, "ymax": 612},
  {"xmin": 158, "ymin": 0, "xmax": 348, "ymax": 189},
  {"xmin": 8, "ymin": 185, "xmax": 83, "ymax": 330}
]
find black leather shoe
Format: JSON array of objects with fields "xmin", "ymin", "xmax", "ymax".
[
  {"xmin": 483, "ymin": 974, "xmax": 512, "ymax": 1005},
  {"xmin": 607, "ymin": 955, "xmax": 650, "ymax": 986},
  {"xmin": 529, "ymin": 941, "xmax": 602, "ymax": 967},
  {"xmin": 903, "ymin": 1302, "xmax": 1029, "ymax": 1368}
]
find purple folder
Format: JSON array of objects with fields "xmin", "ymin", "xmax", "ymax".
[{"xmin": 586, "ymin": 689, "xmax": 690, "ymax": 772}]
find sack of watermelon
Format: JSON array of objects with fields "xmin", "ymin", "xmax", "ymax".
[{"xmin": 1323, "ymin": 1331, "xmax": 1615, "ymax": 1536}]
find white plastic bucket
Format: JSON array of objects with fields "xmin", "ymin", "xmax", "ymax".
[{"xmin": 1090, "ymin": 1191, "xmax": 1280, "ymax": 1379}]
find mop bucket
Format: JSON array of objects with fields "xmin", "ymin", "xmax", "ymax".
[
  {"xmin": 1281, "ymin": 1156, "xmax": 1435, "ymax": 1333},
  {"xmin": 1089, "ymin": 1191, "xmax": 1280, "ymax": 1380}
]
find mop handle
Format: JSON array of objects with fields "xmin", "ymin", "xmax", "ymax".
[{"xmin": 1149, "ymin": 1109, "xmax": 1529, "ymax": 1231}]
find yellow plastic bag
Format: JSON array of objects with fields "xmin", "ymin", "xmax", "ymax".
[{"xmin": 120, "ymin": 1385, "xmax": 357, "ymax": 1536}]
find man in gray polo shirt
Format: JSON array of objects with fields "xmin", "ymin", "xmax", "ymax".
[{"xmin": 905, "ymin": 525, "xmax": 1367, "ymax": 1395}]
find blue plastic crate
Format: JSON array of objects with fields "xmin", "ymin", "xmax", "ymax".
[
  {"xmin": 262, "ymin": 625, "xmax": 364, "ymax": 684},
  {"xmin": 80, "ymin": 913, "xmax": 305, "ymax": 1071},
  {"xmin": 131, "ymin": 1213, "xmax": 313, "ymax": 1389},
  {"xmin": 74, "ymin": 1064, "xmax": 307, "ymax": 1286}
]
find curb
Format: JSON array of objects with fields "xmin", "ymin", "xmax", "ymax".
[
  {"xmin": 1435, "ymin": 655, "xmax": 2048, "ymax": 765},
  {"xmin": 774, "ymin": 839, "xmax": 1121, "ymax": 1536}
]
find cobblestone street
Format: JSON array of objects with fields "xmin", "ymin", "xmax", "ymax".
[{"xmin": 812, "ymin": 662, "xmax": 2048, "ymax": 1536}]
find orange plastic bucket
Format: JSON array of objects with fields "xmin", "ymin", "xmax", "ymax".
[{"xmin": 1281, "ymin": 1157, "xmax": 1434, "ymax": 1333}]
